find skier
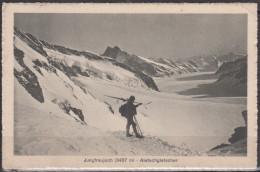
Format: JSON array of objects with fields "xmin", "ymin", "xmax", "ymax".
[{"xmin": 125, "ymin": 96, "xmax": 142, "ymax": 138}]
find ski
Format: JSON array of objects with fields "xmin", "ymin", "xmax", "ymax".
[{"xmin": 104, "ymin": 95, "xmax": 152, "ymax": 106}]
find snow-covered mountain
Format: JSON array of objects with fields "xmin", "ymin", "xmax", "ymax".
[
  {"xmin": 187, "ymin": 55, "xmax": 219, "ymax": 71},
  {"xmin": 14, "ymin": 26, "xmax": 128, "ymax": 129},
  {"xmin": 148, "ymin": 57, "xmax": 201, "ymax": 73},
  {"xmin": 14, "ymin": 27, "xmax": 158, "ymax": 91},
  {"xmin": 102, "ymin": 46, "xmax": 246, "ymax": 77},
  {"xmin": 176, "ymin": 56, "xmax": 247, "ymax": 98},
  {"xmin": 103, "ymin": 46, "xmax": 200, "ymax": 77},
  {"xmin": 188, "ymin": 52, "xmax": 246, "ymax": 72},
  {"xmin": 13, "ymin": 26, "xmax": 246, "ymax": 156},
  {"xmin": 14, "ymin": 26, "xmax": 202, "ymax": 155}
]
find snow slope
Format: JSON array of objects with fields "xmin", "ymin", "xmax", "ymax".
[
  {"xmin": 14, "ymin": 26, "xmax": 246, "ymax": 156},
  {"xmin": 14, "ymin": 27, "xmax": 199, "ymax": 156},
  {"xmin": 73, "ymin": 72, "xmax": 246, "ymax": 153},
  {"xmin": 14, "ymin": 27, "xmax": 158, "ymax": 91},
  {"xmin": 14, "ymin": 75, "xmax": 197, "ymax": 156}
]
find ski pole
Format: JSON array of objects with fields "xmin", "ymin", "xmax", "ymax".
[
  {"xmin": 136, "ymin": 120, "xmax": 143, "ymax": 138},
  {"xmin": 135, "ymin": 118, "xmax": 141, "ymax": 136},
  {"xmin": 137, "ymin": 124, "xmax": 143, "ymax": 137},
  {"xmin": 134, "ymin": 116, "xmax": 143, "ymax": 137}
]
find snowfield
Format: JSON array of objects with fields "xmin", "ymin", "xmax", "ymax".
[
  {"xmin": 15, "ymin": 70, "xmax": 246, "ymax": 155},
  {"xmin": 13, "ymin": 27, "xmax": 246, "ymax": 156},
  {"xmin": 72, "ymin": 73, "xmax": 246, "ymax": 153}
]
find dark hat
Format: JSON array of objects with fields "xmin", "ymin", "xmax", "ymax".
[{"xmin": 129, "ymin": 96, "xmax": 135, "ymax": 102}]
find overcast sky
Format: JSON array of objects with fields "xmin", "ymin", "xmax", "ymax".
[{"xmin": 14, "ymin": 14, "xmax": 247, "ymax": 59}]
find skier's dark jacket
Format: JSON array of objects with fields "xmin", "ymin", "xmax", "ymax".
[{"xmin": 125, "ymin": 102, "xmax": 137, "ymax": 118}]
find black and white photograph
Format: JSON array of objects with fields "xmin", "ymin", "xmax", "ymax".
[{"xmin": 2, "ymin": 3, "xmax": 258, "ymax": 170}]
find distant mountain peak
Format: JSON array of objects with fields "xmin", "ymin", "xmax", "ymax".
[
  {"xmin": 104, "ymin": 46, "xmax": 121, "ymax": 53},
  {"xmin": 102, "ymin": 46, "xmax": 124, "ymax": 59},
  {"xmin": 14, "ymin": 27, "xmax": 159, "ymax": 91},
  {"xmin": 113, "ymin": 46, "xmax": 121, "ymax": 50}
]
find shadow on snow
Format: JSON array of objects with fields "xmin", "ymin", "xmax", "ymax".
[
  {"xmin": 176, "ymin": 73, "xmax": 218, "ymax": 81},
  {"xmin": 177, "ymin": 81, "xmax": 247, "ymax": 98}
]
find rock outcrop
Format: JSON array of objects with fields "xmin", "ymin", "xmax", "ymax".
[
  {"xmin": 216, "ymin": 57, "xmax": 247, "ymax": 85},
  {"xmin": 14, "ymin": 47, "xmax": 44, "ymax": 103},
  {"xmin": 51, "ymin": 98, "xmax": 87, "ymax": 125},
  {"xmin": 14, "ymin": 26, "xmax": 158, "ymax": 91},
  {"xmin": 207, "ymin": 110, "xmax": 247, "ymax": 156}
]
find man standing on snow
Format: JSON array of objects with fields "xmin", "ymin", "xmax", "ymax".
[{"xmin": 125, "ymin": 96, "xmax": 142, "ymax": 138}]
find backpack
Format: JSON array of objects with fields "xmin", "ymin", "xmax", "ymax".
[{"xmin": 119, "ymin": 103, "xmax": 127, "ymax": 117}]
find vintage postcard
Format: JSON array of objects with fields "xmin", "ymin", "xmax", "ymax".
[{"xmin": 2, "ymin": 3, "xmax": 258, "ymax": 170}]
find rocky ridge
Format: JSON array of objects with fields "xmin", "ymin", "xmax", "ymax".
[
  {"xmin": 14, "ymin": 27, "xmax": 158, "ymax": 91},
  {"xmin": 207, "ymin": 110, "xmax": 247, "ymax": 156},
  {"xmin": 103, "ymin": 46, "xmax": 247, "ymax": 78}
]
